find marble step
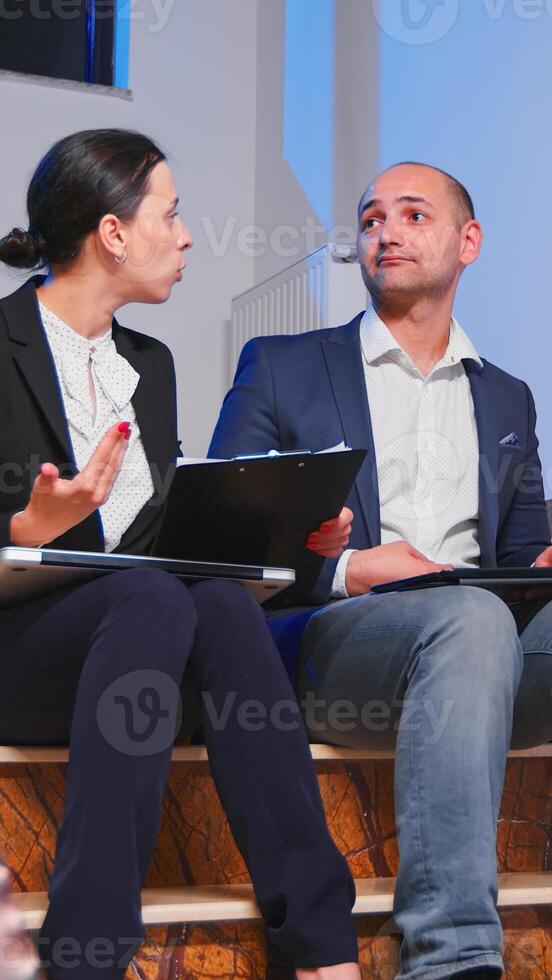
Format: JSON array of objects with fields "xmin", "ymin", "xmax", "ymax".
[{"xmin": 2, "ymin": 748, "xmax": 551, "ymax": 894}]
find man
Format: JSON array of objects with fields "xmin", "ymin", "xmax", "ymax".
[{"xmin": 209, "ymin": 163, "xmax": 552, "ymax": 980}]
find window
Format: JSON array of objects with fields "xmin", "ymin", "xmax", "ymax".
[{"xmin": 0, "ymin": 0, "xmax": 129, "ymax": 89}]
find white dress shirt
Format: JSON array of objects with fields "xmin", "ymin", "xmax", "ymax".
[
  {"xmin": 332, "ymin": 306, "xmax": 483, "ymax": 597},
  {"xmin": 39, "ymin": 303, "xmax": 155, "ymax": 553}
]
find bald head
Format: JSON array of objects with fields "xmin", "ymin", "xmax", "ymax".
[
  {"xmin": 358, "ymin": 162, "xmax": 475, "ymax": 230},
  {"xmin": 355, "ymin": 161, "xmax": 483, "ymax": 308}
]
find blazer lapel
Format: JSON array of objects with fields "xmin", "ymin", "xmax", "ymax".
[
  {"xmin": 3, "ymin": 277, "xmax": 73, "ymax": 460},
  {"xmin": 321, "ymin": 315, "xmax": 381, "ymax": 547},
  {"xmin": 466, "ymin": 360, "xmax": 499, "ymax": 565},
  {"xmin": 113, "ymin": 326, "xmax": 169, "ymax": 491},
  {"xmin": 3, "ymin": 280, "xmax": 169, "ymax": 482}
]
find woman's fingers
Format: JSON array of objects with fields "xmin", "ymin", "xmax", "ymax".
[
  {"xmin": 83, "ymin": 423, "xmax": 129, "ymax": 482},
  {"xmin": 34, "ymin": 424, "xmax": 129, "ymax": 513},
  {"xmin": 92, "ymin": 434, "xmax": 129, "ymax": 503},
  {"xmin": 318, "ymin": 507, "xmax": 353, "ymax": 535},
  {"xmin": 307, "ymin": 532, "xmax": 351, "ymax": 557},
  {"xmin": 79, "ymin": 422, "xmax": 130, "ymax": 504},
  {"xmin": 17, "ymin": 425, "xmax": 130, "ymax": 546},
  {"xmin": 32, "ymin": 462, "xmax": 60, "ymax": 492},
  {"xmin": 306, "ymin": 507, "xmax": 354, "ymax": 553}
]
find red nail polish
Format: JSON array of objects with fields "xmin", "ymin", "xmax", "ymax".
[
  {"xmin": 320, "ymin": 523, "xmax": 331, "ymax": 532},
  {"xmin": 118, "ymin": 421, "xmax": 130, "ymax": 438}
]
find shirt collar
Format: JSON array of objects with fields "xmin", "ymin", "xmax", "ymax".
[
  {"xmin": 360, "ymin": 305, "xmax": 483, "ymax": 370},
  {"xmin": 38, "ymin": 300, "xmax": 139, "ymax": 418},
  {"xmin": 39, "ymin": 301, "xmax": 112, "ymax": 355}
]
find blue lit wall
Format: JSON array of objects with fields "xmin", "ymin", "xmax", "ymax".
[
  {"xmin": 283, "ymin": 0, "xmax": 335, "ymax": 230},
  {"xmin": 379, "ymin": 1, "xmax": 552, "ymax": 486},
  {"xmin": 114, "ymin": 0, "xmax": 131, "ymax": 89}
]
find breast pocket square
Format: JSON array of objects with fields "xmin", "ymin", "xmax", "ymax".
[{"xmin": 499, "ymin": 432, "xmax": 521, "ymax": 448}]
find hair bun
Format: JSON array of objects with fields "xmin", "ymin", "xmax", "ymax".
[{"xmin": 0, "ymin": 227, "xmax": 47, "ymax": 269}]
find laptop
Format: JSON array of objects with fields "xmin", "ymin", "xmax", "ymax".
[{"xmin": 0, "ymin": 547, "xmax": 295, "ymax": 607}]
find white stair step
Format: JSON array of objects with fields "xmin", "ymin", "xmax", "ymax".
[
  {"xmin": 1, "ymin": 744, "xmax": 551, "ymax": 765},
  {"xmin": 16, "ymin": 873, "xmax": 552, "ymax": 930}
]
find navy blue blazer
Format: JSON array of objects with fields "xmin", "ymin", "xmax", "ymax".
[{"xmin": 209, "ymin": 313, "xmax": 551, "ymax": 675}]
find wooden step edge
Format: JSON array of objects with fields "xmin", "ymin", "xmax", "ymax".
[
  {"xmin": 1, "ymin": 744, "xmax": 551, "ymax": 764},
  {"xmin": 16, "ymin": 873, "xmax": 552, "ymax": 931}
]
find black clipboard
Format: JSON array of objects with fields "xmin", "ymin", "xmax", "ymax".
[
  {"xmin": 152, "ymin": 449, "xmax": 366, "ymax": 606},
  {"xmin": 371, "ymin": 567, "xmax": 552, "ymax": 601}
]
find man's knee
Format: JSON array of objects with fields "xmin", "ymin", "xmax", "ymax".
[
  {"xmin": 425, "ymin": 587, "xmax": 520, "ymax": 660},
  {"xmin": 427, "ymin": 585, "xmax": 514, "ymax": 631}
]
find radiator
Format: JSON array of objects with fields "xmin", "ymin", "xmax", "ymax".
[{"xmin": 229, "ymin": 244, "xmax": 367, "ymax": 382}]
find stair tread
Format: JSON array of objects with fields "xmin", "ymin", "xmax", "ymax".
[
  {"xmin": 16, "ymin": 872, "xmax": 552, "ymax": 930},
  {"xmin": 1, "ymin": 744, "xmax": 551, "ymax": 764}
]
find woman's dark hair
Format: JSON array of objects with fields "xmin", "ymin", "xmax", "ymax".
[{"xmin": 0, "ymin": 129, "xmax": 166, "ymax": 269}]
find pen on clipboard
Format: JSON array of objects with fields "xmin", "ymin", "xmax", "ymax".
[
  {"xmin": 233, "ymin": 442, "xmax": 352, "ymax": 461},
  {"xmin": 232, "ymin": 450, "xmax": 311, "ymax": 460}
]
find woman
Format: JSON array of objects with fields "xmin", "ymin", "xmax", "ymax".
[{"xmin": 0, "ymin": 130, "xmax": 359, "ymax": 980}]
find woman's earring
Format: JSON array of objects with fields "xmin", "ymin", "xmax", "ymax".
[{"xmin": 115, "ymin": 250, "xmax": 128, "ymax": 265}]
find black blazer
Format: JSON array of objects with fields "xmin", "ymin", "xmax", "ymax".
[{"xmin": 0, "ymin": 277, "xmax": 180, "ymax": 555}]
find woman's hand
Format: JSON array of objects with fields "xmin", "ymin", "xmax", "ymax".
[
  {"xmin": 306, "ymin": 507, "xmax": 353, "ymax": 558},
  {"xmin": 10, "ymin": 422, "xmax": 131, "ymax": 548},
  {"xmin": 0, "ymin": 863, "xmax": 40, "ymax": 979}
]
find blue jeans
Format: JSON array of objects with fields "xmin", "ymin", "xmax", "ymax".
[{"xmin": 295, "ymin": 586, "xmax": 552, "ymax": 980}]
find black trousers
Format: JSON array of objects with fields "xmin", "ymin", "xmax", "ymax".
[{"xmin": 0, "ymin": 569, "xmax": 357, "ymax": 977}]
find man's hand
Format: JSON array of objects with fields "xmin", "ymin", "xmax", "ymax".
[
  {"xmin": 535, "ymin": 545, "xmax": 552, "ymax": 567},
  {"xmin": 10, "ymin": 422, "xmax": 131, "ymax": 548},
  {"xmin": 345, "ymin": 540, "xmax": 453, "ymax": 597},
  {"xmin": 306, "ymin": 507, "xmax": 353, "ymax": 558},
  {"xmin": 511, "ymin": 544, "xmax": 552, "ymax": 599}
]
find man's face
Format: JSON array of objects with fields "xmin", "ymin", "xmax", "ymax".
[{"xmin": 356, "ymin": 165, "xmax": 476, "ymax": 306}]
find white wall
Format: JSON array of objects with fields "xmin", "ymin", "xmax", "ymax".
[
  {"xmin": 253, "ymin": 0, "xmax": 378, "ymax": 285},
  {"xmin": 0, "ymin": 0, "xmax": 258, "ymax": 456},
  {"xmin": 6, "ymin": 4, "xmax": 549, "ymax": 488},
  {"xmin": 0, "ymin": 2, "xmax": 381, "ymax": 453}
]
